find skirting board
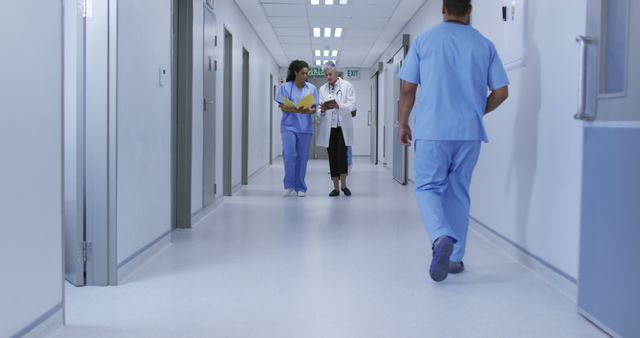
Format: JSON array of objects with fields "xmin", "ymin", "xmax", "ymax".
[
  {"xmin": 191, "ymin": 197, "xmax": 224, "ymax": 228},
  {"xmin": 117, "ymin": 230, "xmax": 172, "ymax": 284},
  {"xmin": 14, "ymin": 303, "xmax": 63, "ymax": 338},
  {"xmin": 469, "ymin": 217, "xmax": 578, "ymax": 302},
  {"xmin": 578, "ymin": 308, "xmax": 623, "ymax": 338}
]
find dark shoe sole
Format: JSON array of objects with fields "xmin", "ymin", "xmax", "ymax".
[
  {"xmin": 430, "ymin": 237, "xmax": 454, "ymax": 282},
  {"xmin": 329, "ymin": 190, "xmax": 339, "ymax": 197},
  {"xmin": 341, "ymin": 188, "xmax": 351, "ymax": 196}
]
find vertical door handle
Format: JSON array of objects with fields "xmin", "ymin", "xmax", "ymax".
[{"xmin": 575, "ymin": 35, "xmax": 596, "ymax": 121}]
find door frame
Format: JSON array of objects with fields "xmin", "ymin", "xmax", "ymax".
[
  {"xmin": 241, "ymin": 47, "xmax": 249, "ymax": 185},
  {"xmin": 174, "ymin": 0, "xmax": 193, "ymax": 228},
  {"xmin": 223, "ymin": 28, "xmax": 233, "ymax": 196},
  {"xmin": 369, "ymin": 62, "xmax": 382, "ymax": 165}
]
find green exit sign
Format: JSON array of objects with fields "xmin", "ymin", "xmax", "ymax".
[
  {"xmin": 308, "ymin": 67, "xmax": 324, "ymax": 77},
  {"xmin": 347, "ymin": 69, "xmax": 360, "ymax": 80}
]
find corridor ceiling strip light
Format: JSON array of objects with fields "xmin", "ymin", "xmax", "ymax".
[
  {"xmin": 315, "ymin": 50, "xmax": 321, "ymax": 57},
  {"xmin": 323, "ymin": 50, "xmax": 330, "ymax": 57},
  {"xmin": 311, "ymin": 0, "xmax": 347, "ymax": 5},
  {"xmin": 316, "ymin": 60, "xmax": 322, "ymax": 66},
  {"xmin": 313, "ymin": 27, "xmax": 321, "ymax": 37},
  {"xmin": 324, "ymin": 27, "xmax": 332, "ymax": 37},
  {"xmin": 331, "ymin": 50, "xmax": 338, "ymax": 57},
  {"xmin": 334, "ymin": 27, "xmax": 343, "ymax": 38}
]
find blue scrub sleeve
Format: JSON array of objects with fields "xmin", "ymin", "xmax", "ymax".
[
  {"xmin": 275, "ymin": 82, "xmax": 290, "ymax": 105},
  {"xmin": 487, "ymin": 45, "xmax": 510, "ymax": 90},
  {"xmin": 399, "ymin": 43, "xmax": 421, "ymax": 85}
]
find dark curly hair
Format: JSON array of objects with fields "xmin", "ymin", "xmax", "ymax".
[{"xmin": 286, "ymin": 60, "xmax": 309, "ymax": 82}]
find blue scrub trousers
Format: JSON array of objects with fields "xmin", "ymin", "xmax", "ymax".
[
  {"xmin": 414, "ymin": 140, "xmax": 481, "ymax": 262},
  {"xmin": 347, "ymin": 146, "xmax": 353, "ymax": 166},
  {"xmin": 281, "ymin": 131, "xmax": 312, "ymax": 193}
]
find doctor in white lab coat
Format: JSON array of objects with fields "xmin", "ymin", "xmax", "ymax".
[{"xmin": 317, "ymin": 61, "xmax": 356, "ymax": 196}]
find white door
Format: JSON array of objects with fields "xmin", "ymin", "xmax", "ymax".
[
  {"xmin": 203, "ymin": 5, "xmax": 217, "ymax": 207},
  {"xmin": 391, "ymin": 49, "xmax": 407, "ymax": 185},
  {"xmin": 369, "ymin": 71, "xmax": 379, "ymax": 164},
  {"xmin": 577, "ymin": 1, "xmax": 640, "ymax": 337}
]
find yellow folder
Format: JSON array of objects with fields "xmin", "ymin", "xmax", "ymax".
[{"xmin": 280, "ymin": 94, "xmax": 316, "ymax": 110}]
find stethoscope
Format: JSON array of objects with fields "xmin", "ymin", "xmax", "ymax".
[
  {"xmin": 287, "ymin": 81, "xmax": 308, "ymax": 102},
  {"xmin": 329, "ymin": 82, "xmax": 343, "ymax": 100}
]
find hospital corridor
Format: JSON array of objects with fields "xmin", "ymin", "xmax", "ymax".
[{"xmin": 1, "ymin": 0, "xmax": 639, "ymax": 337}]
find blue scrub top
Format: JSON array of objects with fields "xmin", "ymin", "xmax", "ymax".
[
  {"xmin": 399, "ymin": 22, "xmax": 510, "ymax": 142},
  {"xmin": 276, "ymin": 81, "xmax": 319, "ymax": 134}
]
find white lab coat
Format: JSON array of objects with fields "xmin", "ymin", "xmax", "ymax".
[{"xmin": 316, "ymin": 77, "xmax": 356, "ymax": 148}]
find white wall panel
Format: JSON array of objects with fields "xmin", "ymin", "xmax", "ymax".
[
  {"xmin": 117, "ymin": 0, "xmax": 173, "ymax": 263},
  {"xmin": 0, "ymin": 1, "xmax": 63, "ymax": 336}
]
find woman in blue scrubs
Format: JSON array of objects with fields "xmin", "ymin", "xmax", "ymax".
[{"xmin": 276, "ymin": 60, "xmax": 319, "ymax": 197}]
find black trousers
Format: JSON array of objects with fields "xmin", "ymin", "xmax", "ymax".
[{"xmin": 327, "ymin": 127, "xmax": 348, "ymax": 178}]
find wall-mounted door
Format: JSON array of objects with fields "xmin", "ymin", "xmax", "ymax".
[
  {"xmin": 202, "ymin": 5, "xmax": 217, "ymax": 207},
  {"xmin": 223, "ymin": 29, "xmax": 232, "ymax": 196},
  {"xmin": 391, "ymin": 49, "xmax": 407, "ymax": 185},
  {"xmin": 578, "ymin": 1, "xmax": 640, "ymax": 337},
  {"xmin": 241, "ymin": 48, "xmax": 249, "ymax": 185},
  {"xmin": 369, "ymin": 70, "xmax": 379, "ymax": 165}
]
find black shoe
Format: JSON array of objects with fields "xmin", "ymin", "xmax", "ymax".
[
  {"xmin": 341, "ymin": 187, "xmax": 352, "ymax": 196},
  {"xmin": 329, "ymin": 189, "xmax": 339, "ymax": 197},
  {"xmin": 449, "ymin": 261, "xmax": 464, "ymax": 274}
]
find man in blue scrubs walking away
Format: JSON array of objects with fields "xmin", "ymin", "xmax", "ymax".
[{"xmin": 398, "ymin": 0, "xmax": 510, "ymax": 282}]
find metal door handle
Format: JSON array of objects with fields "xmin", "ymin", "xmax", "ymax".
[
  {"xmin": 575, "ymin": 35, "xmax": 595, "ymax": 121},
  {"xmin": 204, "ymin": 98, "xmax": 214, "ymax": 110}
]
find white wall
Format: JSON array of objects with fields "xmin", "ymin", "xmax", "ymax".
[
  {"xmin": 376, "ymin": 0, "xmax": 586, "ymax": 279},
  {"xmin": 0, "ymin": 1, "xmax": 63, "ymax": 336},
  {"xmin": 192, "ymin": 0, "xmax": 280, "ymax": 213},
  {"xmin": 117, "ymin": 0, "xmax": 174, "ymax": 263},
  {"xmin": 345, "ymin": 73, "xmax": 372, "ymax": 156}
]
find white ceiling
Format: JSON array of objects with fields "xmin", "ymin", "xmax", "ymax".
[{"xmin": 234, "ymin": 0, "xmax": 428, "ymax": 68}]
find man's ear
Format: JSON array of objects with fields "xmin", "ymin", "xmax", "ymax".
[
  {"xmin": 467, "ymin": 4, "xmax": 473, "ymax": 16},
  {"xmin": 442, "ymin": 3, "xmax": 446, "ymax": 15}
]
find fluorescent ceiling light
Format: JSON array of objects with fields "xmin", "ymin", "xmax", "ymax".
[
  {"xmin": 313, "ymin": 27, "xmax": 321, "ymax": 37},
  {"xmin": 334, "ymin": 27, "xmax": 343, "ymax": 38},
  {"xmin": 315, "ymin": 50, "xmax": 321, "ymax": 57},
  {"xmin": 323, "ymin": 50, "xmax": 329, "ymax": 57},
  {"xmin": 316, "ymin": 60, "xmax": 322, "ymax": 66},
  {"xmin": 310, "ymin": 0, "xmax": 320, "ymax": 4},
  {"xmin": 331, "ymin": 50, "xmax": 338, "ymax": 57},
  {"xmin": 325, "ymin": 0, "xmax": 334, "ymax": 5},
  {"xmin": 324, "ymin": 27, "xmax": 331, "ymax": 37},
  {"xmin": 339, "ymin": 0, "xmax": 348, "ymax": 4},
  {"xmin": 331, "ymin": 60, "xmax": 336, "ymax": 64}
]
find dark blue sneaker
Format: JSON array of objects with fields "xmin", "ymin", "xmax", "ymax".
[
  {"xmin": 429, "ymin": 236, "xmax": 454, "ymax": 282},
  {"xmin": 449, "ymin": 261, "xmax": 464, "ymax": 274}
]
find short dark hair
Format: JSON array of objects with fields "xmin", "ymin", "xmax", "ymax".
[
  {"xmin": 286, "ymin": 60, "xmax": 309, "ymax": 82},
  {"xmin": 444, "ymin": 0, "xmax": 471, "ymax": 17}
]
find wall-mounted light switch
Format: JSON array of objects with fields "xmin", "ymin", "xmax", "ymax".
[{"xmin": 159, "ymin": 67, "xmax": 167, "ymax": 87}]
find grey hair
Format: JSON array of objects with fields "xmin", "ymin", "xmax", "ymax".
[{"xmin": 323, "ymin": 61, "xmax": 338, "ymax": 74}]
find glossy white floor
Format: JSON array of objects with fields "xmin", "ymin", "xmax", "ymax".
[{"xmin": 45, "ymin": 159, "xmax": 607, "ymax": 338}]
